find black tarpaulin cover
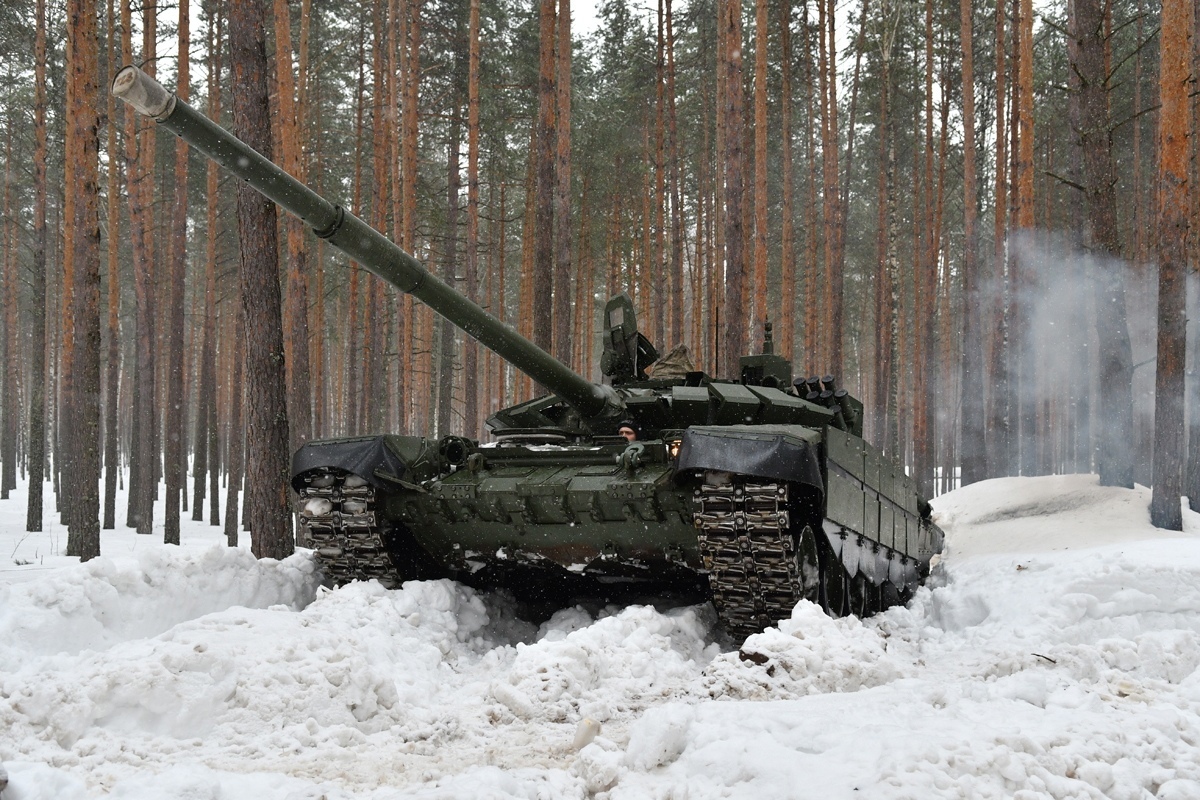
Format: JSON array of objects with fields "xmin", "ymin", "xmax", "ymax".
[
  {"xmin": 291, "ymin": 435, "xmax": 412, "ymax": 491},
  {"xmin": 676, "ymin": 425, "xmax": 824, "ymax": 493}
]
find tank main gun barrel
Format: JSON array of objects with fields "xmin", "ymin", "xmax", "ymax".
[{"xmin": 112, "ymin": 65, "xmax": 615, "ymax": 421}]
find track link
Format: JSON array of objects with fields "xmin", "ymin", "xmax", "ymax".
[
  {"xmin": 694, "ymin": 475, "xmax": 819, "ymax": 639},
  {"xmin": 296, "ymin": 468, "xmax": 398, "ymax": 587}
]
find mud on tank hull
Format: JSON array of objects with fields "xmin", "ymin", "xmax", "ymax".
[{"xmin": 293, "ymin": 424, "xmax": 943, "ymax": 639}]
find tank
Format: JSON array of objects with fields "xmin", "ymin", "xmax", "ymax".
[{"xmin": 114, "ymin": 65, "xmax": 943, "ymax": 639}]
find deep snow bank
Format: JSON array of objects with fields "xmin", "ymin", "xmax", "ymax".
[{"xmin": 1, "ymin": 474, "xmax": 1199, "ymax": 799}]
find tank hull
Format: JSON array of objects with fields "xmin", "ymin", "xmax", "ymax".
[{"xmin": 294, "ymin": 422, "xmax": 943, "ymax": 637}]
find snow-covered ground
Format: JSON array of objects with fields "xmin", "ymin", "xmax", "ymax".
[{"xmin": 2, "ymin": 474, "xmax": 1200, "ymax": 799}]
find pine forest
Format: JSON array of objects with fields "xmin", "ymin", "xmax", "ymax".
[{"xmin": 0, "ymin": 0, "xmax": 1195, "ymax": 558}]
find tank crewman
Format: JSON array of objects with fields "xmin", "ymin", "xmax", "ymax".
[{"xmin": 617, "ymin": 420, "xmax": 639, "ymax": 441}]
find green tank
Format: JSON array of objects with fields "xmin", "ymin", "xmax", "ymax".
[{"xmin": 114, "ymin": 65, "xmax": 943, "ymax": 639}]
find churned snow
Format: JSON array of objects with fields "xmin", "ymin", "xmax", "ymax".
[{"xmin": 2, "ymin": 474, "xmax": 1199, "ymax": 799}]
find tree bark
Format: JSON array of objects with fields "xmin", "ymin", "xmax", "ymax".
[
  {"xmin": 230, "ymin": 0, "xmax": 294, "ymax": 559},
  {"xmin": 164, "ymin": 0, "xmax": 191, "ymax": 545},
  {"xmin": 751, "ymin": 0, "xmax": 768, "ymax": 344},
  {"xmin": 102, "ymin": 0, "xmax": 122, "ymax": 528},
  {"xmin": 465, "ymin": 0, "xmax": 481, "ymax": 437},
  {"xmin": 346, "ymin": 34, "xmax": 365, "ymax": 435},
  {"xmin": 401, "ymin": 0, "xmax": 421, "ymax": 425},
  {"xmin": 438, "ymin": 84, "xmax": 462, "ymax": 436},
  {"xmin": 1, "ymin": 120, "xmax": 16, "ymax": 500},
  {"xmin": 720, "ymin": 0, "xmax": 746, "ymax": 377},
  {"xmin": 1070, "ymin": 0, "xmax": 1134, "ymax": 488},
  {"xmin": 666, "ymin": 0, "xmax": 683, "ymax": 349},
  {"xmin": 802, "ymin": 8, "xmax": 818, "ymax": 373},
  {"xmin": 1149, "ymin": 0, "xmax": 1192, "ymax": 529},
  {"xmin": 126, "ymin": 0, "xmax": 158, "ymax": 534},
  {"xmin": 1189, "ymin": 0, "xmax": 1200, "ymax": 511},
  {"xmin": 195, "ymin": 0, "xmax": 223, "ymax": 524},
  {"xmin": 779, "ymin": 0, "xmax": 794, "ymax": 361},
  {"xmin": 274, "ymin": 0, "xmax": 313, "ymax": 451},
  {"xmin": 912, "ymin": 0, "xmax": 936, "ymax": 496},
  {"xmin": 224, "ymin": 305, "xmax": 244, "ymax": 546},
  {"xmin": 554, "ymin": 0, "xmax": 573, "ymax": 363},
  {"xmin": 1014, "ymin": 0, "xmax": 1037, "ymax": 476},
  {"xmin": 959, "ymin": 0, "xmax": 985, "ymax": 486},
  {"xmin": 820, "ymin": 0, "xmax": 842, "ymax": 376},
  {"xmin": 652, "ymin": 0, "xmax": 666, "ymax": 349},
  {"xmin": 27, "ymin": 0, "xmax": 49, "ymax": 531},
  {"xmin": 363, "ymin": 0, "xmax": 388, "ymax": 434},
  {"xmin": 534, "ymin": 0, "xmax": 557, "ymax": 359},
  {"xmin": 65, "ymin": 0, "xmax": 103, "ymax": 560},
  {"xmin": 988, "ymin": 0, "xmax": 1011, "ymax": 478}
]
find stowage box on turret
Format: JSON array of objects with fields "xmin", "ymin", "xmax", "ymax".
[{"xmin": 114, "ymin": 65, "xmax": 943, "ymax": 639}]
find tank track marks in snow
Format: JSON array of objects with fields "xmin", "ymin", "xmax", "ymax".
[
  {"xmin": 296, "ymin": 468, "xmax": 398, "ymax": 588},
  {"xmin": 694, "ymin": 475, "xmax": 822, "ymax": 640}
]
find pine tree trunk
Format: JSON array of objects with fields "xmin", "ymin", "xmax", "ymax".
[
  {"xmin": 125, "ymin": 0, "xmax": 158, "ymax": 534},
  {"xmin": 1014, "ymin": 0, "xmax": 1037, "ymax": 476},
  {"xmin": 401, "ymin": 0, "xmax": 421, "ymax": 425},
  {"xmin": 837, "ymin": 1, "xmax": 868, "ymax": 384},
  {"xmin": 195, "ymin": 0, "xmax": 223, "ymax": 524},
  {"xmin": 1188, "ymin": 0, "xmax": 1200, "ymax": 511},
  {"xmin": 346, "ymin": 39, "xmax": 365, "ymax": 435},
  {"xmin": 713, "ymin": 5, "xmax": 726, "ymax": 366},
  {"xmin": 912, "ymin": 0, "xmax": 936, "ymax": 495},
  {"xmin": 554, "ymin": 0, "xmax": 573, "ymax": 363},
  {"xmin": 229, "ymin": 0, "xmax": 294, "ymax": 559},
  {"xmin": 65, "ymin": 0, "xmax": 103, "ymax": 560},
  {"xmin": 275, "ymin": 0, "xmax": 313, "ymax": 451},
  {"xmin": 779, "ymin": 0, "xmax": 794, "ymax": 362},
  {"xmin": 224, "ymin": 305, "xmax": 244, "ymax": 546},
  {"xmin": 27, "ymin": 0, "xmax": 49, "ymax": 531},
  {"xmin": 821, "ymin": 0, "xmax": 842, "ymax": 376},
  {"xmin": 1070, "ymin": 0, "xmax": 1134, "ymax": 488},
  {"xmin": 102, "ymin": 0, "xmax": 121, "ymax": 528},
  {"xmin": 300, "ymin": 0, "xmax": 320, "ymax": 439},
  {"xmin": 652, "ymin": 0, "xmax": 666, "ymax": 349},
  {"xmin": 872, "ymin": 58, "xmax": 890, "ymax": 444},
  {"xmin": 533, "ymin": 0, "xmax": 556, "ymax": 357},
  {"xmin": 1, "ymin": 124, "xmax": 16, "ymax": 500},
  {"xmin": 751, "ymin": 0, "xmax": 768, "ymax": 344},
  {"xmin": 465, "ymin": 0, "xmax": 481, "ymax": 437},
  {"xmin": 61, "ymin": 6, "xmax": 80, "ymax": 531},
  {"xmin": 720, "ymin": 0, "xmax": 746, "ymax": 377},
  {"xmin": 1149, "ymin": 0, "xmax": 1192, "ymax": 530},
  {"xmin": 666, "ymin": 0, "xmax": 683, "ymax": 349},
  {"xmin": 164, "ymin": 0, "xmax": 190, "ymax": 546},
  {"xmin": 959, "ymin": 0, "xmax": 985, "ymax": 486},
  {"xmin": 801, "ymin": 10, "xmax": 818, "ymax": 373},
  {"xmin": 497, "ymin": 181, "xmax": 508, "ymax": 407},
  {"xmin": 438, "ymin": 109, "xmax": 462, "ymax": 437},
  {"xmin": 364, "ymin": 0, "xmax": 388, "ymax": 434},
  {"xmin": 988, "ymin": 0, "xmax": 1010, "ymax": 478}
]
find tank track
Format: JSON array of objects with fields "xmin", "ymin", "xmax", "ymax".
[
  {"xmin": 298, "ymin": 467, "xmax": 894, "ymax": 640},
  {"xmin": 296, "ymin": 468, "xmax": 398, "ymax": 587},
  {"xmin": 694, "ymin": 476, "xmax": 819, "ymax": 640}
]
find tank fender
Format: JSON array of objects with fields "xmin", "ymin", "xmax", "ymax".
[
  {"xmin": 675, "ymin": 424, "xmax": 824, "ymax": 493},
  {"xmin": 291, "ymin": 434, "xmax": 434, "ymax": 491}
]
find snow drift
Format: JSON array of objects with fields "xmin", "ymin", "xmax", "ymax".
[{"xmin": 1, "ymin": 474, "xmax": 1199, "ymax": 799}]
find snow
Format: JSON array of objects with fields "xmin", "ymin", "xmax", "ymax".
[{"xmin": 2, "ymin": 474, "xmax": 1200, "ymax": 799}]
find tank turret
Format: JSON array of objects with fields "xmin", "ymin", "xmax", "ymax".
[{"xmin": 115, "ymin": 65, "xmax": 943, "ymax": 641}]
